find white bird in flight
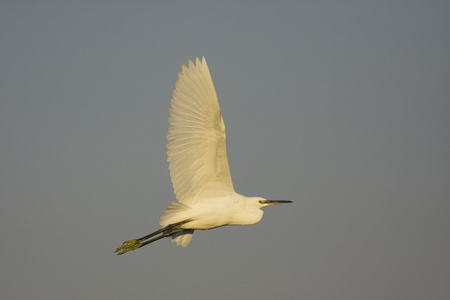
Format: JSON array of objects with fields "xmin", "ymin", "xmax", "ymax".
[{"xmin": 115, "ymin": 57, "xmax": 292, "ymax": 255}]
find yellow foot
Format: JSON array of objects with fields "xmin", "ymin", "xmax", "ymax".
[{"xmin": 115, "ymin": 239, "xmax": 142, "ymax": 255}]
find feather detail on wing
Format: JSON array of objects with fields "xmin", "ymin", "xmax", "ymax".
[{"xmin": 167, "ymin": 57, "xmax": 235, "ymax": 204}]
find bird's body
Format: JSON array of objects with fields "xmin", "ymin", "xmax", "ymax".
[
  {"xmin": 115, "ymin": 57, "xmax": 291, "ymax": 255},
  {"xmin": 163, "ymin": 195, "xmax": 264, "ymax": 230}
]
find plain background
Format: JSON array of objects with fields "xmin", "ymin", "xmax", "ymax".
[{"xmin": 1, "ymin": 1, "xmax": 449, "ymax": 299}]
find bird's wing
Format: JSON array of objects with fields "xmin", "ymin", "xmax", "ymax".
[{"xmin": 167, "ymin": 57, "xmax": 235, "ymax": 204}]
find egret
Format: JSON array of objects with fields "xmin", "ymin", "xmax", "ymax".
[{"xmin": 115, "ymin": 57, "xmax": 292, "ymax": 255}]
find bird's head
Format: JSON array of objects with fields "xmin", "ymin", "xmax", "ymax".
[
  {"xmin": 239, "ymin": 197, "xmax": 292, "ymax": 225},
  {"xmin": 229, "ymin": 197, "xmax": 293, "ymax": 226}
]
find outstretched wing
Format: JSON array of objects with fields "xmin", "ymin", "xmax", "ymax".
[{"xmin": 167, "ymin": 57, "xmax": 235, "ymax": 204}]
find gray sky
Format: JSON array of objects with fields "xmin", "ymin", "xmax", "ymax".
[{"xmin": 1, "ymin": 1, "xmax": 449, "ymax": 299}]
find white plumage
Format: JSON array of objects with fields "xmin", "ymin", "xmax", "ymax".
[
  {"xmin": 167, "ymin": 57, "xmax": 234, "ymax": 204},
  {"xmin": 115, "ymin": 57, "xmax": 291, "ymax": 254}
]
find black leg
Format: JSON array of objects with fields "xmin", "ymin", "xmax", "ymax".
[
  {"xmin": 115, "ymin": 219, "xmax": 192, "ymax": 255},
  {"xmin": 135, "ymin": 219, "xmax": 192, "ymax": 242},
  {"xmin": 139, "ymin": 228, "xmax": 187, "ymax": 247}
]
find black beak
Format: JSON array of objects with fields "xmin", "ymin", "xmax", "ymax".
[{"xmin": 260, "ymin": 200, "xmax": 293, "ymax": 206}]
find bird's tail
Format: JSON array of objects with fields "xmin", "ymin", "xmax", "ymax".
[
  {"xmin": 160, "ymin": 201, "xmax": 192, "ymax": 226},
  {"xmin": 171, "ymin": 229, "xmax": 194, "ymax": 247},
  {"xmin": 160, "ymin": 201, "xmax": 194, "ymax": 247}
]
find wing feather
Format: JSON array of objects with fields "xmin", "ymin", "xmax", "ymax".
[{"xmin": 167, "ymin": 57, "xmax": 235, "ymax": 204}]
